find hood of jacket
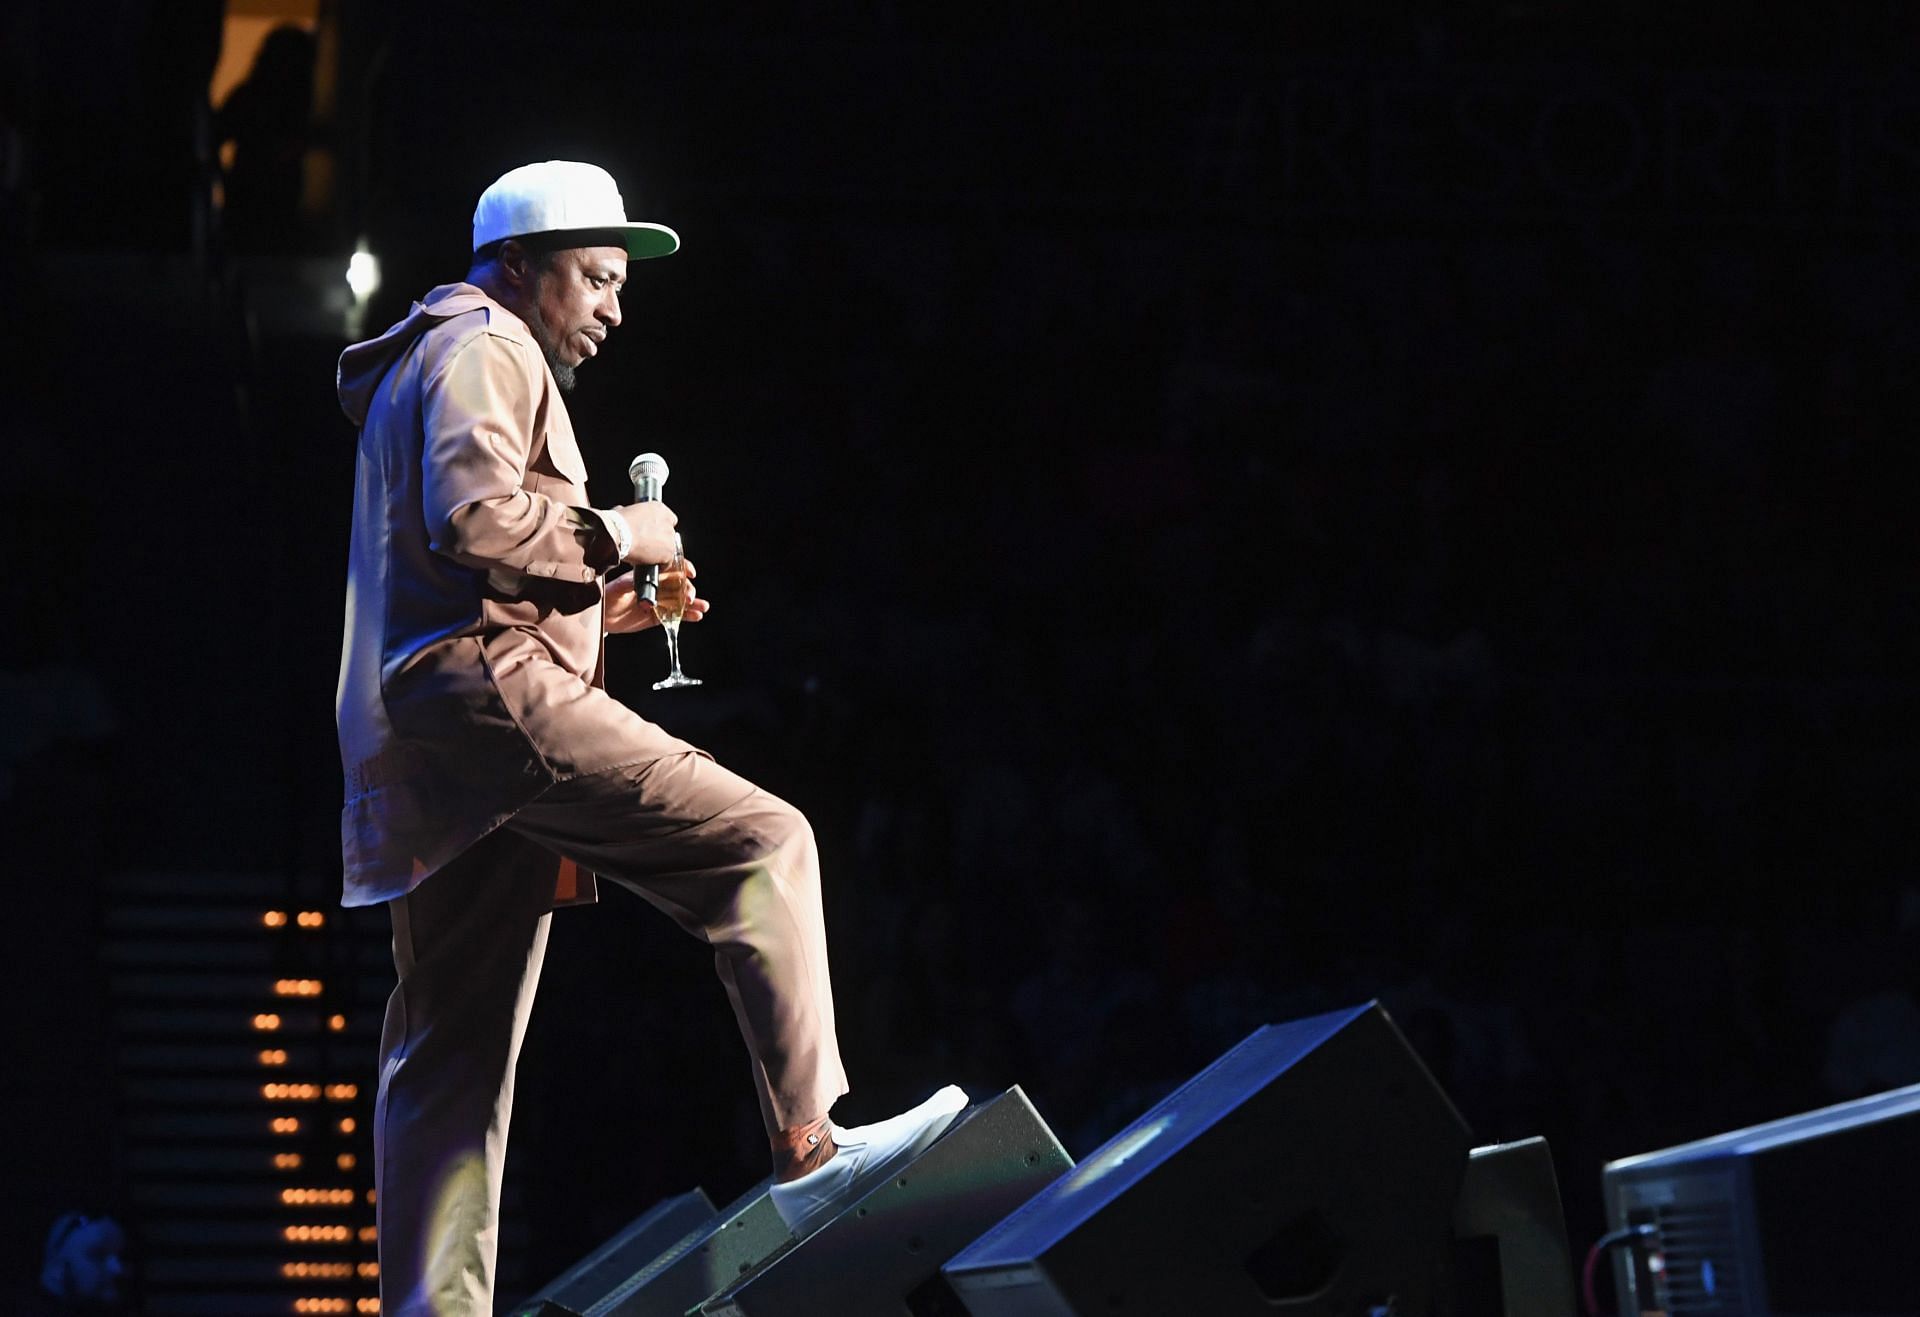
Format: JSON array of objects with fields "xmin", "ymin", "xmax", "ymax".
[{"xmin": 337, "ymin": 283, "xmax": 520, "ymax": 428}]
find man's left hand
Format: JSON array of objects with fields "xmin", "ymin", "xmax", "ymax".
[{"xmin": 605, "ymin": 561, "xmax": 710, "ymax": 634}]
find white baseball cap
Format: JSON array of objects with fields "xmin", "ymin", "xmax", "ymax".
[{"xmin": 471, "ymin": 160, "xmax": 679, "ymax": 260}]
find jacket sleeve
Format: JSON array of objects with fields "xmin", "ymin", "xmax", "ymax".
[{"xmin": 419, "ymin": 328, "xmax": 613, "ymax": 583}]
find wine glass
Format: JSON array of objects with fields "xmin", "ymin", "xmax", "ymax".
[{"xmin": 651, "ymin": 533, "xmax": 702, "ymax": 690}]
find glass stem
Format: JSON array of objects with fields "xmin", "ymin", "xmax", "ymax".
[{"xmin": 662, "ymin": 619, "xmax": 683, "ymax": 677}]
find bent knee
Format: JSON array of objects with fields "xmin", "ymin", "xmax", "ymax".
[{"xmin": 756, "ymin": 794, "xmax": 816, "ymax": 858}]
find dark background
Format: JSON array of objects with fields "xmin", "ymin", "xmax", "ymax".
[{"xmin": 6, "ymin": 0, "xmax": 1920, "ymax": 1303}]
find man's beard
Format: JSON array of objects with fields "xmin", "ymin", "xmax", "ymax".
[
  {"xmin": 524, "ymin": 310, "xmax": 580, "ymax": 392},
  {"xmin": 538, "ymin": 339, "xmax": 578, "ymax": 393}
]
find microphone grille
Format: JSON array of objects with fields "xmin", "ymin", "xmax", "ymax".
[{"xmin": 628, "ymin": 452, "xmax": 669, "ymax": 486}]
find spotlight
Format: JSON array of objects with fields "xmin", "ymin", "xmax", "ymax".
[{"xmin": 347, "ymin": 243, "xmax": 381, "ymax": 301}]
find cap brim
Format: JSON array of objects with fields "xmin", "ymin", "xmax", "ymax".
[
  {"xmin": 613, "ymin": 222, "xmax": 680, "ymax": 260},
  {"xmin": 488, "ymin": 222, "xmax": 680, "ymax": 261}
]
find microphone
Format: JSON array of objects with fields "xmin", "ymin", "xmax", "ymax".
[{"xmin": 627, "ymin": 452, "xmax": 669, "ymax": 605}]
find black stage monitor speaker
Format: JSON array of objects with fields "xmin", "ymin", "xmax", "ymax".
[
  {"xmin": 520, "ymin": 1176, "xmax": 790, "ymax": 1317},
  {"xmin": 1603, "ymin": 1081, "xmax": 1920, "ymax": 1317},
  {"xmin": 943, "ymin": 1001, "xmax": 1471, "ymax": 1316},
  {"xmin": 1449, "ymin": 1137, "xmax": 1575, "ymax": 1317},
  {"xmin": 699, "ymin": 1085, "xmax": 1072, "ymax": 1316},
  {"xmin": 510, "ymin": 1188, "xmax": 719, "ymax": 1316}
]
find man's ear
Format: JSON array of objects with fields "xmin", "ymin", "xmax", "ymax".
[{"xmin": 497, "ymin": 239, "xmax": 534, "ymax": 288}]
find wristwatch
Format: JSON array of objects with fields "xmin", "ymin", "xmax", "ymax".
[{"xmin": 597, "ymin": 507, "xmax": 632, "ymax": 564}]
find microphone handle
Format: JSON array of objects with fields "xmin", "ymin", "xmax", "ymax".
[{"xmin": 630, "ymin": 474, "xmax": 663, "ymax": 605}]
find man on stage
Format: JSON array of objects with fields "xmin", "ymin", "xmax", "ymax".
[{"xmin": 334, "ymin": 159, "xmax": 964, "ymax": 1314}]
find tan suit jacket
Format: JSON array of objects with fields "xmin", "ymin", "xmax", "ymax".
[{"xmin": 335, "ymin": 283, "xmax": 690, "ymax": 907}]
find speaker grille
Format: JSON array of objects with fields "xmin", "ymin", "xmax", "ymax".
[{"xmin": 1655, "ymin": 1201, "xmax": 1744, "ymax": 1313}]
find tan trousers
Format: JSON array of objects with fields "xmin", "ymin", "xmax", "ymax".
[{"xmin": 373, "ymin": 751, "xmax": 849, "ymax": 1316}]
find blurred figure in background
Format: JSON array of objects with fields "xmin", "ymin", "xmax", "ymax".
[
  {"xmin": 214, "ymin": 24, "xmax": 314, "ymax": 252},
  {"xmin": 17, "ymin": 1211, "xmax": 125, "ymax": 1315}
]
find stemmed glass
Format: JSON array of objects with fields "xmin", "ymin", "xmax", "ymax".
[{"xmin": 651, "ymin": 533, "xmax": 702, "ymax": 690}]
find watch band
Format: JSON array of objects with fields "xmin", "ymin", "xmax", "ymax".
[{"xmin": 598, "ymin": 507, "xmax": 633, "ymax": 564}]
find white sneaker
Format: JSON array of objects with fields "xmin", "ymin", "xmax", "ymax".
[{"xmin": 768, "ymin": 1085, "xmax": 969, "ymax": 1237}]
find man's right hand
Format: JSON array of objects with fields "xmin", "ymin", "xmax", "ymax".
[{"xmin": 614, "ymin": 500, "xmax": 679, "ymax": 565}]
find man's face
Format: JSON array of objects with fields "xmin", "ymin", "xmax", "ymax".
[{"xmin": 526, "ymin": 244, "xmax": 628, "ymax": 391}]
